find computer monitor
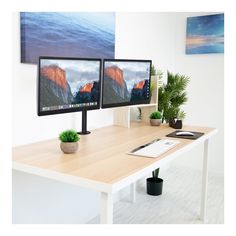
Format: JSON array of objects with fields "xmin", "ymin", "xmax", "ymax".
[
  {"xmin": 101, "ymin": 59, "xmax": 152, "ymax": 108},
  {"xmin": 38, "ymin": 56, "xmax": 101, "ymax": 134}
]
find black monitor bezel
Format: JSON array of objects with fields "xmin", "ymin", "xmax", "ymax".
[
  {"xmin": 101, "ymin": 59, "xmax": 152, "ymax": 109},
  {"xmin": 37, "ymin": 56, "xmax": 102, "ymax": 116}
]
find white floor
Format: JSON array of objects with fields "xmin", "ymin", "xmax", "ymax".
[{"xmin": 89, "ymin": 164, "xmax": 224, "ymax": 224}]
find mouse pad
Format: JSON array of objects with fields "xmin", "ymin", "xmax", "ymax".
[{"xmin": 166, "ymin": 130, "xmax": 205, "ymax": 140}]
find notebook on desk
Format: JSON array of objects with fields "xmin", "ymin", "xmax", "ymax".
[{"xmin": 127, "ymin": 139, "xmax": 180, "ymax": 158}]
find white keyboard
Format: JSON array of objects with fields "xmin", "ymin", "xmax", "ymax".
[{"xmin": 128, "ymin": 139, "xmax": 180, "ymax": 158}]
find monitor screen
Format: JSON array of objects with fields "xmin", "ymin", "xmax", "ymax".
[
  {"xmin": 38, "ymin": 57, "xmax": 101, "ymax": 116},
  {"xmin": 101, "ymin": 59, "xmax": 152, "ymax": 108}
]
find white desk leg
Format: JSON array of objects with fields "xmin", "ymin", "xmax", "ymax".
[
  {"xmin": 100, "ymin": 192, "xmax": 113, "ymax": 224},
  {"xmin": 200, "ymin": 139, "xmax": 209, "ymax": 222},
  {"xmin": 130, "ymin": 182, "xmax": 136, "ymax": 203}
]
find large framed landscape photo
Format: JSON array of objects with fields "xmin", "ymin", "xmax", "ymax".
[
  {"xmin": 20, "ymin": 12, "xmax": 116, "ymax": 64},
  {"xmin": 186, "ymin": 13, "xmax": 224, "ymax": 54}
]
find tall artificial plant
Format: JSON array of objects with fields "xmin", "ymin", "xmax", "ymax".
[{"xmin": 158, "ymin": 71, "xmax": 190, "ymax": 123}]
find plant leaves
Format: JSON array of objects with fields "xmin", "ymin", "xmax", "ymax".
[{"xmin": 158, "ymin": 71, "xmax": 189, "ymax": 122}]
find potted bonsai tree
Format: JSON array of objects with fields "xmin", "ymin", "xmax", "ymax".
[
  {"xmin": 146, "ymin": 168, "xmax": 163, "ymax": 196},
  {"xmin": 149, "ymin": 111, "xmax": 162, "ymax": 126},
  {"xmin": 59, "ymin": 129, "xmax": 80, "ymax": 154}
]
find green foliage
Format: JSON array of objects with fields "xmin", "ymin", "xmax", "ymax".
[
  {"xmin": 59, "ymin": 130, "xmax": 80, "ymax": 142},
  {"xmin": 158, "ymin": 71, "xmax": 190, "ymax": 123},
  {"xmin": 150, "ymin": 80, "xmax": 156, "ymax": 96},
  {"xmin": 151, "ymin": 64, "xmax": 157, "ymax": 76},
  {"xmin": 152, "ymin": 168, "xmax": 159, "ymax": 180},
  {"xmin": 151, "ymin": 64, "xmax": 163, "ymax": 78},
  {"xmin": 149, "ymin": 111, "xmax": 162, "ymax": 119},
  {"xmin": 150, "ymin": 67, "xmax": 163, "ymax": 98}
]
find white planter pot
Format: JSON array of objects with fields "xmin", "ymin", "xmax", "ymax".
[
  {"xmin": 150, "ymin": 119, "xmax": 162, "ymax": 126},
  {"xmin": 60, "ymin": 142, "xmax": 79, "ymax": 154}
]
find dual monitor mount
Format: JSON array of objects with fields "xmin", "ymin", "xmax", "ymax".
[{"xmin": 78, "ymin": 110, "xmax": 90, "ymax": 135}]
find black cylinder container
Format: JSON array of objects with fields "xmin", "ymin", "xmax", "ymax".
[
  {"xmin": 169, "ymin": 119, "xmax": 182, "ymax": 129},
  {"xmin": 146, "ymin": 177, "xmax": 163, "ymax": 196}
]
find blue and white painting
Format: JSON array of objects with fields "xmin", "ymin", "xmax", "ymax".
[
  {"xmin": 20, "ymin": 12, "xmax": 116, "ymax": 64},
  {"xmin": 186, "ymin": 14, "xmax": 224, "ymax": 54}
]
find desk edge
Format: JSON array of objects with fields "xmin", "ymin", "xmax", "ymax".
[{"xmin": 12, "ymin": 161, "xmax": 113, "ymax": 193}]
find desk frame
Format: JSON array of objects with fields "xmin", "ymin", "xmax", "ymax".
[{"xmin": 99, "ymin": 134, "xmax": 213, "ymax": 224}]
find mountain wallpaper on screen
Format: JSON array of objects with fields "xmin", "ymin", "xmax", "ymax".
[
  {"xmin": 73, "ymin": 81, "xmax": 100, "ymax": 104},
  {"xmin": 130, "ymin": 80, "xmax": 149, "ymax": 102},
  {"xmin": 103, "ymin": 65, "xmax": 149, "ymax": 105},
  {"xmin": 40, "ymin": 65, "xmax": 99, "ymax": 110}
]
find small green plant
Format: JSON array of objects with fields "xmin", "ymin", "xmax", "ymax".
[
  {"xmin": 59, "ymin": 130, "xmax": 80, "ymax": 143},
  {"xmin": 152, "ymin": 168, "xmax": 160, "ymax": 181},
  {"xmin": 149, "ymin": 111, "xmax": 162, "ymax": 120}
]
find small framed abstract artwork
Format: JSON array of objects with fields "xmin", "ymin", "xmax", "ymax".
[
  {"xmin": 186, "ymin": 14, "xmax": 224, "ymax": 54},
  {"xmin": 20, "ymin": 12, "xmax": 116, "ymax": 64}
]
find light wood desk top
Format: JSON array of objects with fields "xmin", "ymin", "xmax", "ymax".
[{"xmin": 12, "ymin": 123, "xmax": 216, "ymax": 193}]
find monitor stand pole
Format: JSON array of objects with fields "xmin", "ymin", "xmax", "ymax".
[{"xmin": 78, "ymin": 110, "xmax": 90, "ymax": 135}]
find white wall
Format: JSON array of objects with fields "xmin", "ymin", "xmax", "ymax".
[
  {"xmin": 12, "ymin": 12, "xmax": 224, "ymax": 223},
  {"xmin": 169, "ymin": 13, "xmax": 224, "ymax": 175},
  {"xmin": 115, "ymin": 12, "xmax": 177, "ymax": 72}
]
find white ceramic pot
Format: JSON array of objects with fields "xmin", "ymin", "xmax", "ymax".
[
  {"xmin": 60, "ymin": 142, "xmax": 78, "ymax": 154},
  {"xmin": 150, "ymin": 119, "xmax": 162, "ymax": 126}
]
